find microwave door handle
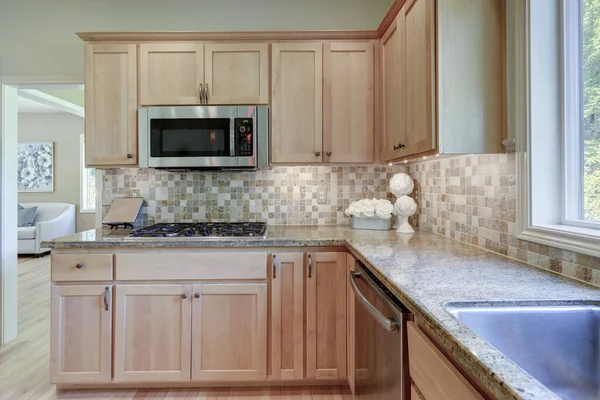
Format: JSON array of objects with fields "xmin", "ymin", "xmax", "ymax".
[{"xmin": 230, "ymin": 118, "xmax": 236, "ymax": 157}]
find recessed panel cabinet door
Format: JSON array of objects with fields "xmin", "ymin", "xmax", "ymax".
[
  {"xmin": 403, "ymin": 0, "xmax": 436, "ymax": 156},
  {"xmin": 270, "ymin": 253, "xmax": 304, "ymax": 381},
  {"xmin": 191, "ymin": 283, "xmax": 267, "ymax": 382},
  {"xmin": 50, "ymin": 285, "xmax": 112, "ymax": 383},
  {"xmin": 113, "ymin": 284, "xmax": 192, "ymax": 382},
  {"xmin": 271, "ymin": 43, "xmax": 323, "ymax": 164},
  {"xmin": 381, "ymin": 18, "xmax": 406, "ymax": 162},
  {"xmin": 324, "ymin": 42, "xmax": 374, "ymax": 163},
  {"xmin": 84, "ymin": 43, "xmax": 137, "ymax": 166},
  {"xmin": 306, "ymin": 252, "xmax": 347, "ymax": 380},
  {"xmin": 139, "ymin": 43, "xmax": 204, "ymax": 105},
  {"xmin": 204, "ymin": 43, "xmax": 269, "ymax": 104}
]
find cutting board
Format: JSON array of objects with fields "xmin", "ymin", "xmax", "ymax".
[{"xmin": 103, "ymin": 197, "xmax": 144, "ymax": 225}]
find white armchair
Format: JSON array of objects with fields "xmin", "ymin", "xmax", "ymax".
[{"xmin": 18, "ymin": 203, "xmax": 76, "ymax": 255}]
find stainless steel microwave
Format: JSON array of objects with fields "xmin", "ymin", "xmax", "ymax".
[{"xmin": 138, "ymin": 106, "xmax": 269, "ymax": 170}]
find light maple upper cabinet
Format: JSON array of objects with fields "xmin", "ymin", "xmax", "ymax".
[
  {"xmin": 50, "ymin": 285, "xmax": 112, "ymax": 384},
  {"xmin": 381, "ymin": 18, "xmax": 406, "ymax": 163},
  {"xmin": 204, "ymin": 43, "xmax": 269, "ymax": 105},
  {"xmin": 191, "ymin": 283, "xmax": 267, "ymax": 382},
  {"xmin": 140, "ymin": 42, "xmax": 268, "ymax": 106},
  {"xmin": 270, "ymin": 253, "xmax": 305, "ymax": 381},
  {"xmin": 113, "ymin": 284, "xmax": 192, "ymax": 382},
  {"xmin": 324, "ymin": 42, "xmax": 375, "ymax": 163},
  {"xmin": 139, "ymin": 43, "xmax": 204, "ymax": 105},
  {"xmin": 402, "ymin": 0, "xmax": 436, "ymax": 157},
  {"xmin": 84, "ymin": 43, "xmax": 137, "ymax": 167},
  {"xmin": 382, "ymin": 0, "xmax": 504, "ymax": 162},
  {"xmin": 271, "ymin": 43, "xmax": 323, "ymax": 164},
  {"xmin": 306, "ymin": 252, "xmax": 347, "ymax": 380}
]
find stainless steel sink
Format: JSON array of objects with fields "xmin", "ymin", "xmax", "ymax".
[{"xmin": 444, "ymin": 301, "xmax": 600, "ymax": 400}]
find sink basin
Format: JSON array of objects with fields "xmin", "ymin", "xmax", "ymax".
[{"xmin": 444, "ymin": 301, "xmax": 600, "ymax": 400}]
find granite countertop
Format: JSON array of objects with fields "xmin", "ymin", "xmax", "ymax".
[{"xmin": 43, "ymin": 226, "xmax": 600, "ymax": 400}]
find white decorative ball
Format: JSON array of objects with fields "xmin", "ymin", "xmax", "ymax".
[
  {"xmin": 389, "ymin": 173, "xmax": 414, "ymax": 197},
  {"xmin": 394, "ymin": 196, "xmax": 417, "ymax": 217}
]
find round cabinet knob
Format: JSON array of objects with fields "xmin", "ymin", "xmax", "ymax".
[
  {"xmin": 181, "ymin": 293, "xmax": 188, "ymax": 299},
  {"xmin": 315, "ymin": 151, "xmax": 321, "ymax": 157},
  {"xmin": 326, "ymin": 152, "xmax": 332, "ymax": 157},
  {"xmin": 76, "ymin": 263, "xmax": 84, "ymax": 269},
  {"xmin": 127, "ymin": 153, "xmax": 133, "ymax": 159},
  {"xmin": 194, "ymin": 293, "xmax": 200, "ymax": 299}
]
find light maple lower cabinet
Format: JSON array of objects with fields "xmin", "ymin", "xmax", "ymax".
[
  {"xmin": 306, "ymin": 252, "xmax": 347, "ymax": 380},
  {"xmin": 407, "ymin": 321, "xmax": 484, "ymax": 400},
  {"xmin": 113, "ymin": 284, "xmax": 192, "ymax": 382},
  {"xmin": 50, "ymin": 285, "xmax": 112, "ymax": 384},
  {"xmin": 84, "ymin": 43, "xmax": 138, "ymax": 167},
  {"xmin": 270, "ymin": 253, "xmax": 305, "ymax": 380},
  {"xmin": 192, "ymin": 283, "xmax": 267, "ymax": 381}
]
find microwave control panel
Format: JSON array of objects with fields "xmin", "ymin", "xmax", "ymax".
[{"xmin": 235, "ymin": 118, "xmax": 254, "ymax": 156}]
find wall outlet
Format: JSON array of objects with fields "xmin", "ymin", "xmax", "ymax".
[{"xmin": 317, "ymin": 188, "xmax": 328, "ymax": 205}]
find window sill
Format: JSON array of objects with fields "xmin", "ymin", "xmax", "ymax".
[
  {"xmin": 518, "ymin": 224, "xmax": 600, "ymax": 258},
  {"xmin": 80, "ymin": 210, "xmax": 96, "ymax": 214}
]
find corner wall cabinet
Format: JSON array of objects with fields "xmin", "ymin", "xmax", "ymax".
[
  {"xmin": 381, "ymin": 0, "xmax": 504, "ymax": 162},
  {"xmin": 84, "ymin": 43, "xmax": 138, "ymax": 167}
]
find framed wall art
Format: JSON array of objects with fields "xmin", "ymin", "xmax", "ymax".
[{"xmin": 17, "ymin": 142, "xmax": 54, "ymax": 192}]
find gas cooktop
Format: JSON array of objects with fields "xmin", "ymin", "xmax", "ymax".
[{"xmin": 128, "ymin": 222, "xmax": 268, "ymax": 239}]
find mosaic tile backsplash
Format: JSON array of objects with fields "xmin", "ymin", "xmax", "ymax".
[
  {"xmin": 103, "ymin": 166, "xmax": 406, "ymax": 226},
  {"xmin": 408, "ymin": 153, "xmax": 600, "ymax": 287}
]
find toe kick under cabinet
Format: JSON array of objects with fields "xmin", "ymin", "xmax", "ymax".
[{"xmin": 49, "ymin": 249, "xmax": 348, "ymax": 388}]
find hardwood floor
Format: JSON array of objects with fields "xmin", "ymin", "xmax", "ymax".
[{"xmin": 0, "ymin": 256, "xmax": 352, "ymax": 400}]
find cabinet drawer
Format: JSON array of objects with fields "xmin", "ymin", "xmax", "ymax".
[
  {"xmin": 51, "ymin": 254, "xmax": 113, "ymax": 282},
  {"xmin": 115, "ymin": 252, "xmax": 267, "ymax": 280},
  {"xmin": 407, "ymin": 322, "xmax": 484, "ymax": 400}
]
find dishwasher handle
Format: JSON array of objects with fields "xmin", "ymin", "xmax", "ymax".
[{"xmin": 350, "ymin": 271, "xmax": 400, "ymax": 332}]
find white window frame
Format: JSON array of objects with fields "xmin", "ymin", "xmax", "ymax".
[
  {"xmin": 80, "ymin": 134, "xmax": 96, "ymax": 213},
  {"xmin": 515, "ymin": 0, "xmax": 600, "ymax": 258}
]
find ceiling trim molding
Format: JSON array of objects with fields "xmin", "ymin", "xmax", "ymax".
[
  {"xmin": 18, "ymin": 89, "xmax": 84, "ymax": 117},
  {"xmin": 377, "ymin": 0, "xmax": 407, "ymax": 36},
  {"xmin": 75, "ymin": 30, "xmax": 381, "ymax": 42}
]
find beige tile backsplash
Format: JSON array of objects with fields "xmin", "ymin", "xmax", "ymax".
[
  {"xmin": 408, "ymin": 153, "xmax": 600, "ymax": 287},
  {"xmin": 102, "ymin": 165, "xmax": 406, "ymax": 226}
]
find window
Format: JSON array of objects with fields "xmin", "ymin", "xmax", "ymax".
[
  {"xmin": 515, "ymin": 0, "xmax": 600, "ymax": 257},
  {"xmin": 564, "ymin": 0, "xmax": 600, "ymax": 227},
  {"xmin": 80, "ymin": 134, "xmax": 96, "ymax": 212}
]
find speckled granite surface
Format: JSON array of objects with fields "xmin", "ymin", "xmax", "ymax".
[{"xmin": 43, "ymin": 227, "xmax": 600, "ymax": 400}]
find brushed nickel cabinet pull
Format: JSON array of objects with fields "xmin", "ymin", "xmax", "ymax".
[
  {"xmin": 194, "ymin": 293, "xmax": 200, "ymax": 299},
  {"xmin": 205, "ymin": 83, "xmax": 209, "ymax": 103},
  {"xmin": 181, "ymin": 293, "xmax": 188, "ymax": 299},
  {"xmin": 103, "ymin": 287, "xmax": 110, "ymax": 311},
  {"xmin": 199, "ymin": 84, "xmax": 204, "ymax": 103},
  {"xmin": 308, "ymin": 254, "xmax": 313, "ymax": 279},
  {"xmin": 76, "ymin": 263, "xmax": 84, "ymax": 269},
  {"xmin": 273, "ymin": 255, "xmax": 277, "ymax": 279}
]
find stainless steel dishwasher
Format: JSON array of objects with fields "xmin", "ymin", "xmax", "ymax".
[{"xmin": 350, "ymin": 260, "xmax": 412, "ymax": 400}]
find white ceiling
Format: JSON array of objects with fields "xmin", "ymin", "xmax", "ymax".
[{"xmin": 18, "ymin": 96, "xmax": 66, "ymax": 114}]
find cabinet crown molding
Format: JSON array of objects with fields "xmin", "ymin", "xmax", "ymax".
[{"xmin": 76, "ymin": 30, "xmax": 380, "ymax": 42}]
